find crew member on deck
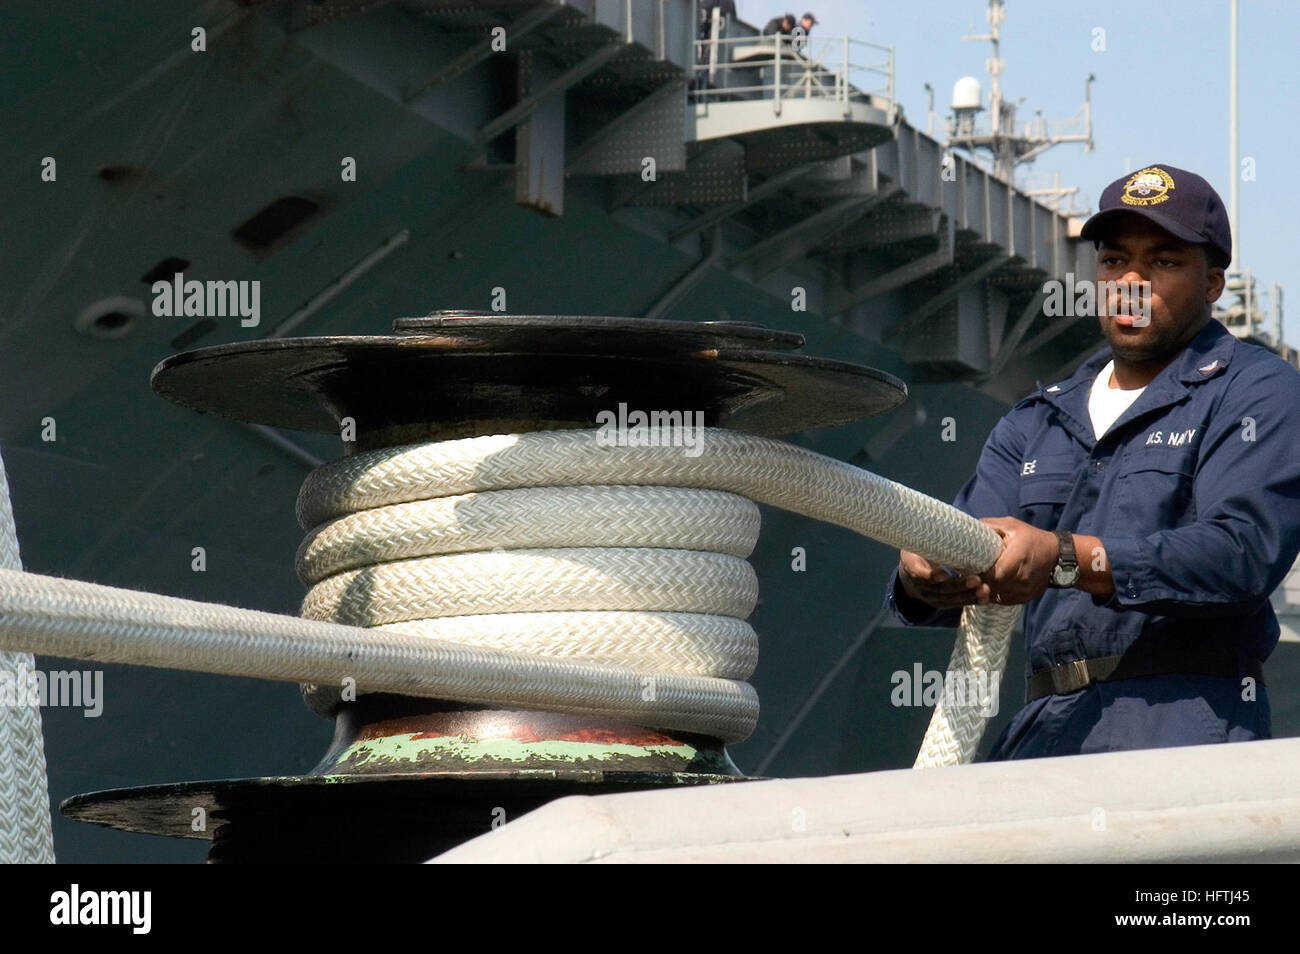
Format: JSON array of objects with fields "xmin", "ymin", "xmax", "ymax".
[
  {"xmin": 885, "ymin": 164, "xmax": 1300, "ymax": 759},
  {"xmin": 763, "ymin": 12, "xmax": 797, "ymax": 35}
]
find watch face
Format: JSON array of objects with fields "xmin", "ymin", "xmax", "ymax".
[{"xmin": 1052, "ymin": 564, "xmax": 1080, "ymax": 586}]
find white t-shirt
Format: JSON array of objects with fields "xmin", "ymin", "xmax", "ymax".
[{"xmin": 1088, "ymin": 360, "xmax": 1146, "ymax": 440}]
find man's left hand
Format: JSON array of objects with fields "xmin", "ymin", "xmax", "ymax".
[{"xmin": 978, "ymin": 517, "xmax": 1060, "ymax": 604}]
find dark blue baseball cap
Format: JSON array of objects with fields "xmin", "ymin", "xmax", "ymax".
[{"xmin": 1080, "ymin": 164, "xmax": 1232, "ymax": 267}]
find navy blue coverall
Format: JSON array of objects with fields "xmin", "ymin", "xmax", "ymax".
[{"xmin": 885, "ymin": 319, "xmax": 1300, "ymax": 759}]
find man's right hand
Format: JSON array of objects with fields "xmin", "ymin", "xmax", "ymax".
[{"xmin": 897, "ymin": 550, "xmax": 992, "ymax": 610}]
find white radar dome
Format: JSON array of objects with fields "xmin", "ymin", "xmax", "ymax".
[{"xmin": 951, "ymin": 76, "xmax": 983, "ymax": 111}]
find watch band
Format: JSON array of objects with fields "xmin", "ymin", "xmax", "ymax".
[
  {"xmin": 1050, "ymin": 529, "xmax": 1079, "ymax": 587},
  {"xmin": 1054, "ymin": 529, "xmax": 1077, "ymax": 569}
]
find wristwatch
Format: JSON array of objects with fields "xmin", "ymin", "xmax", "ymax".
[{"xmin": 1049, "ymin": 529, "xmax": 1080, "ymax": 588}]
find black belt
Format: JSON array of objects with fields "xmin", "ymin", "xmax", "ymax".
[{"xmin": 1026, "ymin": 649, "xmax": 1264, "ymax": 702}]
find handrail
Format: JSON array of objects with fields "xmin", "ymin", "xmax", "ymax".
[{"xmin": 691, "ymin": 34, "xmax": 894, "ymax": 113}]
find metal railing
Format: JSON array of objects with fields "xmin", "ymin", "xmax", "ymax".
[
  {"xmin": 691, "ymin": 33, "xmax": 894, "ymax": 116},
  {"xmin": 1214, "ymin": 271, "xmax": 1296, "ymax": 367}
]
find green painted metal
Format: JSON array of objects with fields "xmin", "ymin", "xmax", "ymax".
[{"xmin": 333, "ymin": 733, "xmax": 701, "ymax": 772}]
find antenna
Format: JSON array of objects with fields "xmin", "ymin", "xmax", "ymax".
[
  {"xmin": 1215, "ymin": 0, "xmax": 1291, "ymax": 364},
  {"xmin": 1024, "ymin": 170, "xmax": 1086, "ymax": 217},
  {"xmin": 945, "ymin": 0, "xmax": 1093, "ymax": 184},
  {"xmin": 1229, "ymin": 0, "xmax": 1239, "ymax": 273}
]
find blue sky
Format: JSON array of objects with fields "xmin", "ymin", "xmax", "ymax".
[{"xmin": 730, "ymin": 0, "xmax": 1299, "ymax": 344}]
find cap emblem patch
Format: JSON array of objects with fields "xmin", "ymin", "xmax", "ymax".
[{"xmin": 1121, "ymin": 167, "xmax": 1175, "ymax": 206}]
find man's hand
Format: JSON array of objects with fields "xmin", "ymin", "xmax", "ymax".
[
  {"xmin": 898, "ymin": 551, "xmax": 992, "ymax": 610},
  {"xmin": 979, "ymin": 517, "xmax": 1060, "ymax": 604}
]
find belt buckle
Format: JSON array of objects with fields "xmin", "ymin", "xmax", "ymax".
[{"xmin": 1051, "ymin": 659, "xmax": 1091, "ymax": 694}]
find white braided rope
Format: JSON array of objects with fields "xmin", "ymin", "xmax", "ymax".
[
  {"xmin": 296, "ymin": 429, "xmax": 1015, "ymax": 765},
  {"xmin": 380, "ymin": 612, "xmax": 758, "ymax": 678},
  {"xmin": 300, "ymin": 548, "xmax": 759, "ymax": 625},
  {"xmin": 0, "ymin": 452, "xmax": 55, "ymax": 864},
  {"xmin": 296, "ymin": 482, "xmax": 767, "ymax": 713},
  {"xmin": 0, "ymin": 567, "xmax": 758, "ymax": 741},
  {"xmin": 0, "ymin": 424, "xmax": 1015, "ymax": 862},
  {"xmin": 298, "ymin": 431, "xmax": 1004, "ymax": 578},
  {"xmin": 912, "ymin": 602, "xmax": 1022, "ymax": 768},
  {"xmin": 296, "ymin": 486, "xmax": 760, "ymax": 582}
]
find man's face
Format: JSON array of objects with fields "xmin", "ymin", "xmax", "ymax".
[
  {"xmin": 1094, "ymin": 213, "xmax": 1225, "ymax": 363},
  {"xmin": 801, "ymin": 16, "xmax": 813, "ymax": 30}
]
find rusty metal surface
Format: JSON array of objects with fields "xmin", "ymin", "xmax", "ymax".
[
  {"xmin": 150, "ymin": 313, "xmax": 907, "ymax": 437},
  {"xmin": 61, "ymin": 697, "xmax": 751, "ymax": 856},
  {"xmin": 316, "ymin": 698, "xmax": 744, "ymax": 777}
]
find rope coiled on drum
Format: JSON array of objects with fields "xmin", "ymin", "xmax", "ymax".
[
  {"xmin": 294, "ymin": 428, "xmax": 1021, "ymax": 766},
  {"xmin": 0, "ymin": 425, "xmax": 1023, "ymax": 859}
]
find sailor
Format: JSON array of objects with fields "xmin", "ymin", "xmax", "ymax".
[
  {"xmin": 763, "ymin": 12, "xmax": 797, "ymax": 35},
  {"xmin": 885, "ymin": 164, "xmax": 1300, "ymax": 759}
]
